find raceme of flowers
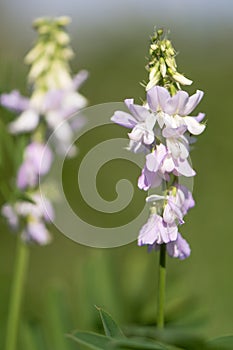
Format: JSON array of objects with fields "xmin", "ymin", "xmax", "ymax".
[
  {"xmin": 1, "ymin": 17, "xmax": 88, "ymax": 245},
  {"xmin": 111, "ymin": 85, "xmax": 205, "ymax": 259}
]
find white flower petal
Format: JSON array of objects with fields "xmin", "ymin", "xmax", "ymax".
[
  {"xmin": 9, "ymin": 110, "xmax": 39, "ymax": 134},
  {"xmin": 183, "ymin": 116, "xmax": 206, "ymax": 135}
]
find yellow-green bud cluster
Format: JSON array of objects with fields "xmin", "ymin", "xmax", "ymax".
[
  {"xmin": 146, "ymin": 29, "xmax": 192, "ymax": 94},
  {"xmin": 25, "ymin": 16, "xmax": 75, "ymax": 98}
]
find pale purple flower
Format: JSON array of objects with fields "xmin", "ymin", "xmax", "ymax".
[
  {"xmin": 14, "ymin": 193, "xmax": 54, "ymax": 223},
  {"xmin": 1, "ymin": 204, "xmax": 19, "ymax": 229},
  {"xmin": 42, "ymin": 70, "xmax": 88, "ymax": 120},
  {"xmin": 163, "ymin": 196, "xmax": 184, "ymax": 225},
  {"xmin": 162, "ymin": 186, "xmax": 194, "ymax": 225},
  {"xmin": 149, "ymin": 233, "xmax": 191, "ymax": 260},
  {"xmin": 17, "ymin": 142, "xmax": 53, "ymax": 190},
  {"xmin": 1, "ymin": 192, "xmax": 54, "ymax": 245},
  {"xmin": 112, "ymin": 99, "xmax": 156, "ymax": 152},
  {"xmin": 166, "ymin": 233, "xmax": 191, "ymax": 259},
  {"xmin": 21, "ymin": 220, "xmax": 51, "ymax": 245},
  {"xmin": 147, "ymin": 86, "xmax": 205, "ymax": 135},
  {"xmin": 138, "ymin": 212, "xmax": 178, "ymax": 246},
  {"xmin": 146, "ymin": 184, "xmax": 195, "ymax": 225},
  {"xmin": 3, "ymin": 72, "xmax": 88, "ymax": 157},
  {"xmin": 162, "ymin": 125, "xmax": 189, "ymax": 160},
  {"xmin": 138, "ymin": 144, "xmax": 195, "ymax": 191},
  {"xmin": 176, "ymin": 184, "xmax": 195, "ymax": 215}
]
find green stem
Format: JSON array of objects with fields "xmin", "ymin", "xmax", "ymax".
[
  {"xmin": 5, "ymin": 237, "xmax": 29, "ymax": 350},
  {"xmin": 157, "ymin": 243, "xmax": 166, "ymax": 329}
]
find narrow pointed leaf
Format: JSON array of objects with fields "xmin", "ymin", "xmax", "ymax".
[{"xmin": 96, "ymin": 307, "xmax": 125, "ymax": 338}]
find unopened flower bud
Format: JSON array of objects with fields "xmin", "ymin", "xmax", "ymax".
[
  {"xmin": 166, "ymin": 47, "xmax": 175, "ymax": 56},
  {"xmin": 55, "ymin": 31, "xmax": 70, "ymax": 45},
  {"xmin": 24, "ymin": 42, "xmax": 44, "ymax": 64},
  {"xmin": 161, "ymin": 43, "xmax": 166, "ymax": 52},
  {"xmin": 159, "ymin": 57, "xmax": 166, "ymax": 77},
  {"xmin": 157, "ymin": 29, "xmax": 163, "ymax": 36},
  {"xmin": 62, "ymin": 47, "xmax": 74, "ymax": 60},
  {"xmin": 55, "ymin": 16, "xmax": 71, "ymax": 26},
  {"xmin": 171, "ymin": 70, "xmax": 193, "ymax": 86},
  {"xmin": 165, "ymin": 57, "xmax": 177, "ymax": 69},
  {"xmin": 149, "ymin": 62, "xmax": 160, "ymax": 80},
  {"xmin": 146, "ymin": 72, "xmax": 161, "ymax": 91},
  {"xmin": 28, "ymin": 57, "xmax": 49, "ymax": 81},
  {"xmin": 150, "ymin": 44, "xmax": 158, "ymax": 51}
]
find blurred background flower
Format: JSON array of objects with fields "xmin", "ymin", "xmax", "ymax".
[{"xmin": 0, "ymin": 1, "xmax": 232, "ymax": 348}]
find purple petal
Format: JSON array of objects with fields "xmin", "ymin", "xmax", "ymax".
[
  {"xmin": 129, "ymin": 104, "xmax": 152, "ymax": 123},
  {"xmin": 182, "ymin": 90, "xmax": 204, "ymax": 116},
  {"xmin": 25, "ymin": 221, "xmax": 51, "ymax": 245},
  {"xmin": 166, "ymin": 233, "xmax": 191, "ymax": 259},
  {"xmin": 193, "ymin": 112, "xmax": 205, "ymax": 122},
  {"xmin": 17, "ymin": 162, "xmax": 38, "ymax": 189},
  {"xmin": 160, "ymin": 220, "xmax": 178, "ymax": 243},
  {"xmin": 175, "ymin": 158, "xmax": 196, "ymax": 177},
  {"xmin": 147, "ymin": 86, "xmax": 170, "ymax": 112},
  {"xmin": 43, "ymin": 90, "xmax": 64, "ymax": 110},
  {"xmin": 26, "ymin": 142, "xmax": 53, "ymax": 175},
  {"xmin": 164, "ymin": 90, "xmax": 189, "ymax": 115},
  {"xmin": 156, "ymin": 143, "xmax": 168, "ymax": 164},
  {"xmin": 176, "ymin": 184, "xmax": 195, "ymax": 215},
  {"xmin": 162, "ymin": 125, "xmax": 187, "ymax": 138},
  {"xmin": 1, "ymin": 204, "xmax": 19, "ymax": 229},
  {"xmin": 124, "ymin": 98, "xmax": 134, "ymax": 109},
  {"xmin": 111, "ymin": 111, "xmax": 137, "ymax": 129},
  {"xmin": 138, "ymin": 167, "xmax": 162, "ymax": 190},
  {"xmin": 146, "ymin": 152, "xmax": 159, "ymax": 172},
  {"xmin": 72, "ymin": 70, "xmax": 89, "ymax": 90},
  {"xmin": 167, "ymin": 200, "xmax": 184, "ymax": 223},
  {"xmin": 0, "ymin": 90, "xmax": 29, "ymax": 112},
  {"xmin": 138, "ymin": 214, "xmax": 158, "ymax": 246}
]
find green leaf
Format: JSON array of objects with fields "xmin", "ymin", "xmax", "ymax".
[
  {"xmin": 208, "ymin": 335, "xmax": 233, "ymax": 349},
  {"xmin": 109, "ymin": 337, "xmax": 178, "ymax": 350},
  {"xmin": 67, "ymin": 332, "xmax": 175, "ymax": 350},
  {"xmin": 96, "ymin": 306, "xmax": 125, "ymax": 338},
  {"xmin": 67, "ymin": 331, "xmax": 112, "ymax": 350}
]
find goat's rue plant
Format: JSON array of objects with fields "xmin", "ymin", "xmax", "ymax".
[
  {"xmin": 0, "ymin": 17, "xmax": 88, "ymax": 350},
  {"xmin": 111, "ymin": 28, "xmax": 205, "ymax": 328}
]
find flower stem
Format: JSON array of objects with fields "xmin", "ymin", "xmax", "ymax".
[
  {"xmin": 5, "ymin": 237, "xmax": 29, "ymax": 350},
  {"xmin": 157, "ymin": 243, "xmax": 166, "ymax": 329}
]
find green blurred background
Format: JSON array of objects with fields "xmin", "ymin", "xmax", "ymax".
[{"xmin": 0, "ymin": 0, "xmax": 233, "ymax": 348}]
